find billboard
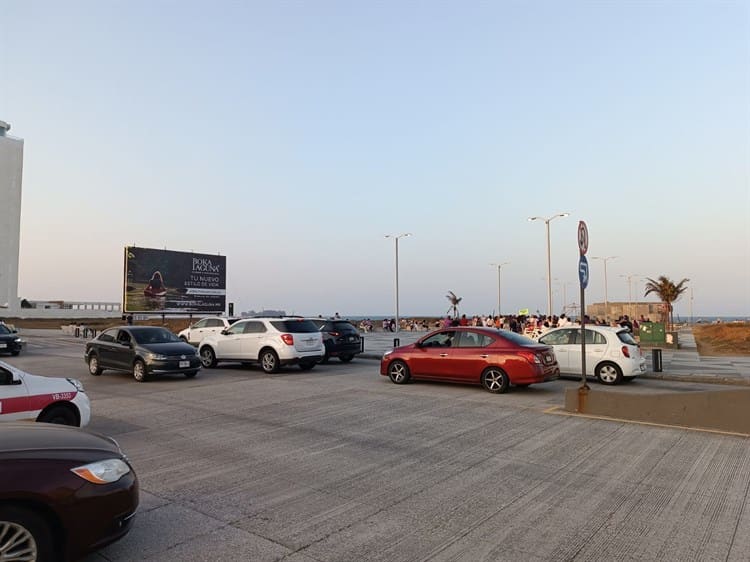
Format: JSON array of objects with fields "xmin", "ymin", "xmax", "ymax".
[{"xmin": 123, "ymin": 246, "xmax": 226, "ymax": 313}]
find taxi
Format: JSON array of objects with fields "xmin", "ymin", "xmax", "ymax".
[{"xmin": 0, "ymin": 360, "xmax": 91, "ymax": 426}]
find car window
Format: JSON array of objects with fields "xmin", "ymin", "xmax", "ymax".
[
  {"xmin": 244, "ymin": 321, "xmax": 267, "ymax": 334},
  {"xmin": 193, "ymin": 319, "xmax": 209, "ymax": 329},
  {"xmin": 131, "ymin": 328, "xmax": 179, "ymax": 344},
  {"xmin": 0, "ymin": 325, "xmax": 10, "ymax": 335},
  {"xmin": 539, "ymin": 329, "xmax": 573, "ymax": 346},
  {"xmin": 116, "ymin": 330, "xmax": 132, "ymax": 345},
  {"xmin": 210, "ymin": 319, "xmax": 227, "ymax": 328},
  {"xmin": 270, "ymin": 320, "xmax": 319, "ymax": 333},
  {"xmin": 617, "ymin": 330, "xmax": 638, "ymax": 345},
  {"xmin": 0, "ymin": 366, "xmax": 12, "ymax": 385},
  {"xmin": 421, "ymin": 331, "xmax": 456, "ymax": 348},
  {"xmin": 98, "ymin": 328, "xmax": 117, "ymax": 343},
  {"xmin": 226, "ymin": 321, "xmax": 246, "ymax": 335},
  {"xmin": 572, "ymin": 329, "xmax": 606, "ymax": 345},
  {"xmin": 494, "ymin": 330, "xmax": 536, "ymax": 346},
  {"xmin": 330, "ymin": 321, "xmax": 357, "ymax": 333}
]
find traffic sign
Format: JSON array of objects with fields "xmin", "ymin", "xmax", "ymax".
[
  {"xmin": 578, "ymin": 221, "xmax": 589, "ymax": 255},
  {"xmin": 578, "ymin": 255, "xmax": 589, "ymax": 289}
]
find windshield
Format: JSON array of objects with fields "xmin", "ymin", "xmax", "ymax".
[
  {"xmin": 131, "ymin": 327, "xmax": 181, "ymax": 345},
  {"xmin": 0, "ymin": 325, "xmax": 10, "ymax": 335}
]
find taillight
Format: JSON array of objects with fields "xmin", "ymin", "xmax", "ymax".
[
  {"xmin": 281, "ymin": 334, "xmax": 294, "ymax": 346},
  {"xmin": 328, "ymin": 331, "xmax": 340, "ymax": 337},
  {"xmin": 520, "ymin": 351, "xmax": 542, "ymax": 364},
  {"xmin": 621, "ymin": 345, "xmax": 630, "ymax": 358}
]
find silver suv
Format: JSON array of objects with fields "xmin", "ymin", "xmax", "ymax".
[
  {"xmin": 198, "ymin": 318, "xmax": 324, "ymax": 373},
  {"xmin": 177, "ymin": 317, "xmax": 240, "ymax": 346}
]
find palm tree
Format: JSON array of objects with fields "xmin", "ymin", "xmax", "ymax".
[
  {"xmin": 643, "ymin": 275, "xmax": 689, "ymax": 330},
  {"xmin": 446, "ymin": 291, "xmax": 462, "ymax": 319}
]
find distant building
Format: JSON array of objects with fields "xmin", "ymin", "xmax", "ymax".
[
  {"xmin": 0, "ymin": 120, "xmax": 23, "ymax": 315},
  {"xmin": 586, "ymin": 301, "xmax": 663, "ymax": 322}
]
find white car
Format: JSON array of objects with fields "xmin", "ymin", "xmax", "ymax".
[
  {"xmin": 198, "ymin": 317, "xmax": 324, "ymax": 373},
  {"xmin": 0, "ymin": 360, "xmax": 91, "ymax": 426},
  {"xmin": 177, "ymin": 317, "xmax": 240, "ymax": 346},
  {"xmin": 537, "ymin": 325, "xmax": 646, "ymax": 384}
]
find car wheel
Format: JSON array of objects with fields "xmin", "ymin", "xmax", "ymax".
[
  {"xmin": 260, "ymin": 349, "xmax": 279, "ymax": 373},
  {"xmin": 388, "ymin": 360, "xmax": 411, "ymax": 384},
  {"xmin": 179, "ymin": 336, "xmax": 188, "ymax": 343},
  {"xmin": 299, "ymin": 361, "xmax": 316, "ymax": 371},
  {"xmin": 133, "ymin": 359, "xmax": 148, "ymax": 382},
  {"xmin": 596, "ymin": 362, "xmax": 623, "ymax": 385},
  {"xmin": 200, "ymin": 346, "xmax": 217, "ymax": 368},
  {"xmin": 339, "ymin": 354, "xmax": 354, "ymax": 363},
  {"xmin": 481, "ymin": 367, "xmax": 509, "ymax": 394},
  {"xmin": 183, "ymin": 370, "xmax": 198, "ymax": 378},
  {"xmin": 37, "ymin": 405, "xmax": 78, "ymax": 426},
  {"xmin": 87, "ymin": 354, "xmax": 103, "ymax": 376},
  {"xmin": 0, "ymin": 506, "xmax": 55, "ymax": 562}
]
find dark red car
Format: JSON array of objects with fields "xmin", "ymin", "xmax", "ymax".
[
  {"xmin": 380, "ymin": 327, "xmax": 559, "ymax": 393},
  {"xmin": 0, "ymin": 423, "xmax": 138, "ymax": 561}
]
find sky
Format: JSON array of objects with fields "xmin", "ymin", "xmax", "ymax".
[{"xmin": 1, "ymin": 0, "xmax": 749, "ymax": 318}]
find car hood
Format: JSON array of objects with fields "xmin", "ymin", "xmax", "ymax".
[
  {"xmin": 139, "ymin": 342, "xmax": 197, "ymax": 355},
  {"xmin": 0, "ymin": 333, "xmax": 20, "ymax": 342},
  {"xmin": 0, "ymin": 422, "xmax": 121, "ymax": 457}
]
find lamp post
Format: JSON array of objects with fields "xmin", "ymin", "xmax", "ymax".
[
  {"xmin": 528, "ymin": 213, "xmax": 569, "ymax": 317},
  {"xmin": 385, "ymin": 233, "xmax": 411, "ymax": 333},
  {"xmin": 591, "ymin": 256, "xmax": 617, "ymax": 320},
  {"xmin": 489, "ymin": 262, "xmax": 510, "ymax": 316},
  {"xmin": 619, "ymin": 273, "xmax": 640, "ymax": 319}
]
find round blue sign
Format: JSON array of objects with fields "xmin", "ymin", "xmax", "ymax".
[{"xmin": 578, "ymin": 255, "xmax": 589, "ymax": 289}]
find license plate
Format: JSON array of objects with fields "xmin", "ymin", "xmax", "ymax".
[
  {"xmin": 348, "ymin": 336, "xmax": 355, "ymax": 342},
  {"xmin": 179, "ymin": 360, "xmax": 190, "ymax": 368},
  {"xmin": 0, "ymin": 343, "xmax": 6, "ymax": 348}
]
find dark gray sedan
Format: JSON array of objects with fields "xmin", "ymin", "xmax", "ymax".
[{"xmin": 85, "ymin": 326, "xmax": 201, "ymax": 382}]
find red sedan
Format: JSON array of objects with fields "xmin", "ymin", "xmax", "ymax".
[{"xmin": 380, "ymin": 327, "xmax": 559, "ymax": 393}]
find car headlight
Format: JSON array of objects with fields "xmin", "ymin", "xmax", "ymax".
[
  {"xmin": 67, "ymin": 378, "xmax": 85, "ymax": 392},
  {"xmin": 382, "ymin": 350, "xmax": 393, "ymax": 358},
  {"xmin": 71, "ymin": 458, "xmax": 131, "ymax": 484},
  {"xmin": 147, "ymin": 352, "xmax": 168, "ymax": 361}
]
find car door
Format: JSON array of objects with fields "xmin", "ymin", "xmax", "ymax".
[
  {"xmin": 94, "ymin": 328, "xmax": 120, "ymax": 368},
  {"xmin": 113, "ymin": 329, "xmax": 136, "ymax": 370},
  {"xmin": 0, "ymin": 365, "xmax": 30, "ymax": 421},
  {"xmin": 188, "ymin": 319, "xmax": 210, "ymax": 344},
  {"xmin": 568, "ymin": 329, "xmax": 608, "ymax": 376},
  {"xmin": 447, "ymin": 330, "xmax": 493, "ymax": 381},
  {"xmin": 410, "ymin": 331, "xmax": 456, "ymax": 379},
  {"xmin": 538, "ymin": 329, "xmax": 575, "ymax": 373},
  {"xmin": 214, "ymin": 321, "xmax": 246, "ymax": 359},
  {"xmin": 240, "ymin": 321, "xmax": 267, "ymax": 359}
]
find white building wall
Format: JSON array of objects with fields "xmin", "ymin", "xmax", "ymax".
[{"xmin": 0, "ymin": 121, "xmax": 23, "ymax": 314}]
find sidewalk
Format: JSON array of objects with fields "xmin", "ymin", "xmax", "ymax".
[{"xmin": 360, "ymin": 327, "xmax": 750, "ymax": 386}]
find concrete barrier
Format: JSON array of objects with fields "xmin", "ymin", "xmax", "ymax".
[{"xmin": 564, "ymin": 386, "xmax": 750, "ymax": 434}]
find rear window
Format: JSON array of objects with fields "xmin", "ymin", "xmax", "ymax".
[
  {"xmin": 329, "ymin": 321, "xmax": 358, "ymax": 333},
  {"xmin": 494, "ymin": 329, "xmax": 538, "ymax": 346},
  {"xmin": 271, "ymin": 320, "xmax": 320, "ymax": 333},
  {"xmin": 617, "ymin": 330, "xmax": 638, "ymax": 345}
]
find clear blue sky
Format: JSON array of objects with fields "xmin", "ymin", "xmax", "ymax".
[{"xmin": 2, "ymin": 0, "xmax": 748, "ymax": 318}]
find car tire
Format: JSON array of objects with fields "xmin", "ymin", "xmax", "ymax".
[
  {"xmin": 260, "ymin": 349, "xmax": 279, "ymax": 374},
  {"xmin": 596, "ymin": 362, "xmax": 623, "ymax": 385},
  {"xmin": 339, "ymin": 354, "xmax": 354, "ymax": 363},
  {"xmin": 179, "ymin": 336, "xmax": 188, "ymax": 343},
  {"xmin": 87, "ymin": 354, "xmax": 103, "ymax": 376},
  {"xmin": 133, "ymin": 359, "xmax": 148, "ymax": 382},
  {"xmin": 184, "ymin": 370, "xmax": 198, "ymax": 378},
  {"xmin": 0, "ymin": 506, "xmax": 55, "ymax": 562},
  {"xmin": 481, "ymin": 367, "xmax": 509, "ymax": 394},
  {"xmin": 299, "ymin": 361, "xmax": 316, "ymax": 371},
  {"xmin": 37, "ymin": 404, "xmax": 78, "ymax": 426},
  {"xmin": 200, "ymin": 346, "xmax": 217, "ymax": 368},
  {"xmin": 388, "ymin": 360, "xmax": 411, "ymax": 384}
]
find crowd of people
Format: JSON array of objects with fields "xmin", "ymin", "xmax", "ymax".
[{"xmin": 355, "ymin": 312, "xmax": 651, "ymax": 337}]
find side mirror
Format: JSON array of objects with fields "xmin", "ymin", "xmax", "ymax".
[
  {"xmin": 415, "ymin": 341, "xmax": 423, "ymax": 348},
  {"xmin": 11, "ymin": 329, "xmax": 18, "ymax": 334},
  {"xmin": 12, "ymin": 372, "xmax": 22, "ymax": 384},
  {"xmin": 221, "ymin": 329, "xmax": 228, "ymax": 335}
]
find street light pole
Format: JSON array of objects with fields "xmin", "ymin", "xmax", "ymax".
[
  {"xmin": 619, "ymin": 273, "xmax": 640, "ymax": 319},
  {"xmin": 591, "ymin": 256, "xmax": 617, "ymax": 320},
  {"xmin": 385, "ymin": 233, "xmax": 411, "ymax": 333},
  {"xmin": 489, "ymin": 262, "xmax": 510, "ymax": 316},
  {"xmin": 528, "ymin": 213, "xmax": 569, "ymax": 317}
]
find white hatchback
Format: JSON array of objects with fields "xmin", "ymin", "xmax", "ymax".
[
  {"xmin": 537, "ymin": 325, "xmax": 646, "ymax": 384},
  {"xmin": 198, "ymin": 317, "xmax": 324, "ymax": 373},
  {"xmin": 0, "ymin": 360, "xmax": 91, "ymax": 426}
]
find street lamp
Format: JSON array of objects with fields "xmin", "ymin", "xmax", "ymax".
[
  {"xmin": 489, "ymin": 262, "xmax": 510, "ymax": 316},
  {"xmin": 385, "ymin": 233, "xmax": 411, "ymax": 333},
  {"xmin": 528, "ymin": 213, "xmax": 569, "ymax": 317},
  {"xmin": 620, "ymin": 273, "xmax": 640, "ymax": 319},
  {"xmin": 591, "ymin": 255, "xmax": 617, "ymax": 320}
]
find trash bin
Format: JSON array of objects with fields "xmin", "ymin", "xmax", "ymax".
[
  {"xmin": 393, "ymin": 338, "xmax": 400, "ymax": 348},
  {"xmin": 652, "ymin": 349, "xmax": 663, "ymax": 372}
]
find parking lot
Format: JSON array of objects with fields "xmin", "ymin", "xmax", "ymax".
[{"xmin": 5, "ymin": 334, "xmax": 750, "ymax": 561}]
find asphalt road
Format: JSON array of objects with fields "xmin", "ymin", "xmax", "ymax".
[{"xmin": 4, "ymin": 339, "xmax": 750, "ymax": 562}]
